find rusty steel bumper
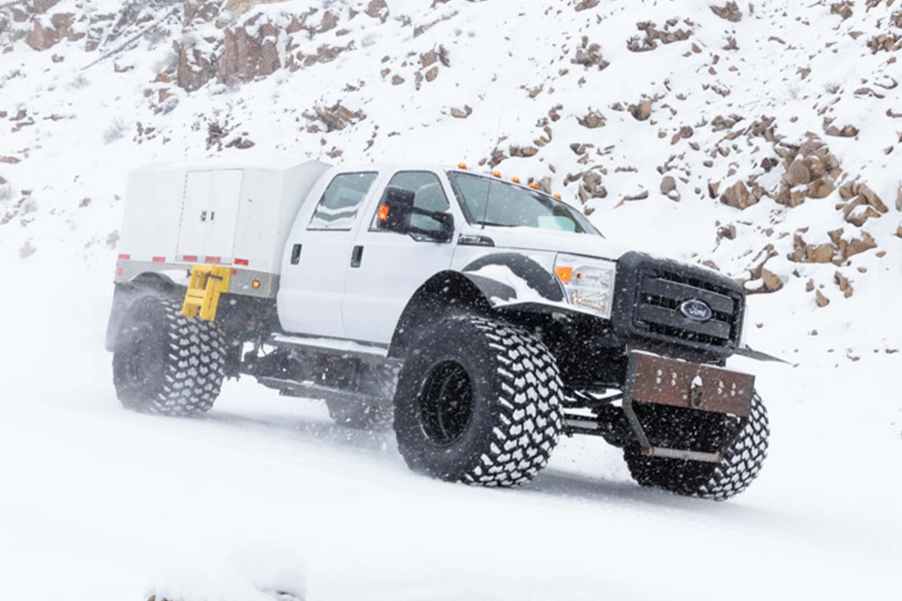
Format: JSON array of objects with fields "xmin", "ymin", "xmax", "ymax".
[{"xmin": 623, "ymin": 351, "xmax": 755, "ymax": 463}]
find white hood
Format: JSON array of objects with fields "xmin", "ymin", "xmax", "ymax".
[{"xmin": 467, "ymin": 225, "xmax": 634, "ymax": 261}]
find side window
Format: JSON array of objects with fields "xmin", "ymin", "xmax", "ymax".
[
  {"xmin": 308, "ymin": 172, "xmax": 378, "ymax": 231},
  {"xmin": 372, "ymin": 171, "xmax": 450, "ymax": 233}
]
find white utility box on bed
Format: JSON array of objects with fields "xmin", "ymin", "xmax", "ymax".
[{"xmin": 119, "ymin": 160, "xmax": 331, "ymax": 276}]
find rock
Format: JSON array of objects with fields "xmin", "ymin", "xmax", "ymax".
[
  {"xmin": 303, "ymin": 103, "xmax": 366, "ymax": 132},
  {"xmin": 707, "ymin": 180, "xmax": 720, "ymax": 199},
  {"xmin": 761, "ymin": 268, "xmax": 783, "ymax": 292},
  {"xmin": 424, "ymin": 66, "xmax": 439, "ymax": 82},
  {"xmin": 805, "ymin": 278, "xmax": 815, "ymax": 292},
  {"xmin": 628, "ymin": 20, "xmax": 694, "ymax": 52},
  {"xmin": 896, "ymin": 184, "xmax": 902, "ymax": 211},
  {"xmin": 630, "ymin": 100, "xmax": 652, "ymax": 121},
  {"xmin": 391, "ymin": 74, "xmax": 404, "ymax": 85},
  {"xmin": 578, "ymin": 170, "xmax": 607, "ymax": 202},
  {"xmin": 844, "ymin": 203, "xmax": 881, "ymax": 227},
  {"xmin": 710, "ymin": 2, "xmax": 742, "ymax": 22},
  {"xmin": 806, "ymin": 177, "xmax": 835, "ymax": 199},
  {"xmin": 824, "ymin": 123, "xmax": 859, "ymax": 137},
  {"xmin": 830, "ymin": 1, "xmax": 853, "ymax": 20},
  {"xmin": 0, "ymin": 156, "xmax": 21, "ymax": 164},
  {"xmin": 622, "ymin": 189, "xmax": 649, "ymax": 202},
  {"xmin": 26, "ymin": 20, "xmax": 59, "ymax": 51},
  {"xmin": 858, "ymin": 184, "xmax": 888, "ymax": 213},
  {"xmin": 808, "ymin": 243, "xmax": 835, "ymax": 263},
  {"xmin": 834, "ymin": 271, "xmax": 854, "ymax": 298},
  {"xmin": 450, "ymin": 105, "xmax": 472, "ymax": 119},
  {"xmin": 785, "ymin": 159, "xmax": 811, "ymax": 186},
  {"xmin": 896, "ymin": 224, "xmax": 902, "ymax": 238},
  {"xmin": 365, "ymin": 0, "xmax": 389, "ymax": 21},
  {"xmin": 575, "ymin": 0, "xmax": 600, "ymax": 11},
  {"xmin": 578, "ymin": 109, "xmax": 606, "ymax": 129},
  {"xmin": 815, "ymin": 289, "xmax": 830, "ymax": 308},
  {"xmin": 572, "ymin": 36, "xmax": 609, "ymax": 70},
  {"xmin": 717, "ymin": 224, "xmax": 737, "ymax": 240},
  {"xmin": 720, "ymin": 181, "xmax": 758, "ymax": 210},
  {"xmin": 840, "ymin": 231, "xmax": 877, "ymax": 259},
  {"xmin": 510, "ymin": 145, "xmax": 539, "ymax": 158},
  {"xmin": 660, "ymin": 175, "xmax": 676, "ymax": 195}
]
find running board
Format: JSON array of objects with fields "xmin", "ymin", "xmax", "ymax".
[
  {"xmin": 257, "ymin": 376, "xmax": 372, "ymax": 405},
  {"xmin": 269, "ymin": 333, "xmax": 392, "ymax": 363},
  {"xmin": 641, "ymin": 447, "xmax": 722, "ymax": 463}
]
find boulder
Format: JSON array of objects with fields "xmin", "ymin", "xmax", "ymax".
[
  {"xmin": 815, "ymin": 289, "xmax": 830, "ymax": 308},
  {"xmin": 710, "ymin": 2, "xmax": 742, "ymax": 22},
  {"xmin": 834, "ymin": 271, "xmax": 854, "ymax": 298},
  {"xmin": 578, "ymin": 109, "xmax": 606, "ymax": 129},
  {"xmin": 630, "ymin": 100, "xmax": 652, "ymax": 121},
  {"xmin": 660, "ymin": 175, "xmax": 676, "ymax": 195},
  {"xmin": 720, "ymin": 181, "xmax": 758, "ymax": 210}
]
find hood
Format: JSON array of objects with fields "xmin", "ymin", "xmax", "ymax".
[{"xmin": 467, "ymin": 225, "xmax": 634, "ymax": 261}]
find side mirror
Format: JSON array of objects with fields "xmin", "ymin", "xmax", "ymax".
[{"xmin": 377, "ymin": 186, "xmax": 454, "ymax": 243}]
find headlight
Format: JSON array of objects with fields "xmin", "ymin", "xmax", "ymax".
[{"xmin": 553, "ymin": 254, "xmax": 617, "ymax": 319}]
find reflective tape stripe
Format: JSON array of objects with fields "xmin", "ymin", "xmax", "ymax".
[{"xmin": 152, "ymin": 256, "xmax": 165, "ymax": 263}]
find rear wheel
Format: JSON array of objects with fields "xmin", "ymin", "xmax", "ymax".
[
  {"xmin": 113, "ymin": 296, "xmax": 225, "ymax": 416},
  {"xmin": 394, "ymin": 314, "xmax": 564, "ymax": 487},
  {"xmin": 623, "ymin": 393, "xmax": 769, "ymax": 500}
]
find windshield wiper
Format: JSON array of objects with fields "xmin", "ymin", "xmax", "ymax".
[{"xmin": 475, "ymin": 221, "xmax": 515, "ymax": 228}]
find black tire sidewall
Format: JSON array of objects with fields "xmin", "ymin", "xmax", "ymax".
[
  {"xmin": 394, "ymin": 317, "xmax": 521, "ymax": 480},
  {"xmin": 113, "ymin": 296, "xmax": 169, "ymax": 409}
]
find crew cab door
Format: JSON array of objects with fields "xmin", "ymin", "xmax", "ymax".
[
  {"xmin": 342, "ymin": 170, "xmax": 459, "ymax": 345},
  {"xmin": 278, "ymin": 171, "xmax": 379, "ymax": 338}
]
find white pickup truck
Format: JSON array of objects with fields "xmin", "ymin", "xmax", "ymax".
[{"xmin": 107, "ymin": 160, "xmax": 770, "ymax": 500}]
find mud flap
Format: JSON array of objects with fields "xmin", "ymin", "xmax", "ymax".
[{"xmin": 622, "ymin": 351, "xmax": 755, "ymax": 463}]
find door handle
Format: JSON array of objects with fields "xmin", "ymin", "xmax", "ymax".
[
  {"xmin": 200, "ymin": 210, "xmax": 207, "ymax": 222},
  {"xmin": 290, "ymin": 243, "xmax": 302, "ymax": 265},
  {"xmin": 350, "ymin": 245, "xmax": 364, "ymax": 268}
]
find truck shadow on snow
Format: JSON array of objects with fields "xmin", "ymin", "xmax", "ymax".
[{"xmin": 202, "ymin": 407, "xmax": 773, "ymax": 519}]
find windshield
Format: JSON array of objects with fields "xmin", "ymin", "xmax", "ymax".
[{"xmin": 447, "ymin": 171, "xmax": 600, "ymax": 235}]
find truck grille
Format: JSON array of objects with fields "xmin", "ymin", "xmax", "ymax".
[
  {"xmin": 635, "ymin": 270, "xmax": 741, "ymax": 348},
  {"xmin": 612, "ymin": 252, "xmax": 745, "ymax": 358}
]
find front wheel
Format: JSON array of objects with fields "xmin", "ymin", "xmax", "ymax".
[
  {"xmin": 393, "ymin": 314, "xmax": 564, "ymax": 487},
  {"xmin": 113, "ymin": 296, "xmax": 225, "ymax": 416},
  {"xmin": 623, "ymin": 393, "xmax": 770, "ymax": 501}
]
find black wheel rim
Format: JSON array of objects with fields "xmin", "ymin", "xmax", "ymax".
[{"xmin": 417, "ymin": 360, "xmax": 474, "ymax": 446}]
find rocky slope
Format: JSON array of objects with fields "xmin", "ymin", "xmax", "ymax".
[{"xmin": 0, "ymin": 0, "xmax": 900, "ymax": 358}]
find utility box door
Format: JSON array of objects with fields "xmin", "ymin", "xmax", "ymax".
[
  {"xmin": 205, "ymin": 170, "xmax": 243, "ymax": 260},
  {"xmin": 177, "ymin": 171, "xmax": 212, "ymax": 259},
  {"xmin": 176, "ymin": 170, "xmax": 243, "ymax": 260}
]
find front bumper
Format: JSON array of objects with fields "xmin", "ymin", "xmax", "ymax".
[{"xmin": 622, "ymin": 351, "xmax": 755, "ymax": 463}]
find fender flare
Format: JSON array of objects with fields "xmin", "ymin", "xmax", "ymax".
[
  {"xmin": 388, "ymin": 255, "xmax": 567, "ymax": 358},
  {"xmin": 460, "ymin": 252, "xmax": 565, "ymax": 303},
  {"xmin": 104, "ymin": 273, "xmax": 178, "ymax": 352}
]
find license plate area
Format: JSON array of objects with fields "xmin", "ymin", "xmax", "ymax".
[{"xmin": 622, "ymin": 351, "xmax": 755, "ymax": 463}]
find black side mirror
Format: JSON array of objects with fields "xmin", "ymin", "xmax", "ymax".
[{"xmin": 377, "ymin": 186, "xmax": 454, "ymax": 243}]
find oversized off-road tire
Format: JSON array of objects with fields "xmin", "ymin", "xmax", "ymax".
[
  {"xmin": 394, "ymin": 314, "xmax": 564, "ymax": 487},
  {"xmin": 113, "ymin": 296, "xmax": 225, "ymax": 416},
  {"xmin": 623, "ymin": 392, "xmax": 769, "ymax": 501},
  {"xmin": 326, "ymin": 362, "xmax": 398, "ymax": 430}
]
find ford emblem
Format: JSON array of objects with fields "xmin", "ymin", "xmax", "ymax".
[{"xmin": 679, "ymin": 299, "xmax": 713, "ymax": 322}]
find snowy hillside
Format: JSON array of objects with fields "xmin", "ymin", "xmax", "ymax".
[{"xmin": 0, "ymin": 0, "xmax": 900, "ymax": 600}]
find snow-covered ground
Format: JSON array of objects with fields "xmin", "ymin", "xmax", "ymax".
[
  {"xmin": 0, "ymin": 241, "xmax": 899, "ymax": 600},
  {"xmin": 1, "ymin": 0, "xmax": 901, "ymax": 599}
]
